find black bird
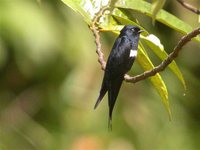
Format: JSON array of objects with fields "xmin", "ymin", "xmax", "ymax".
[{"xmin": 94, "ymin": 25, "xmax": 143, "ymax": 128}]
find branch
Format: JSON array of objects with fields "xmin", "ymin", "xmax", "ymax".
[
  {"xmin": 125, "ymin": 27, "xmax": 200, "ymax": 83},
  {"xmin": 90, "ymin": 5, "xmax": 110, "ymax": 70},
  {"xmin": 176, "ymin": 0, "xmax": 200, "ymax": 14}
]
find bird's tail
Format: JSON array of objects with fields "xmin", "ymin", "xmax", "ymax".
[
  {"xmin": 108, "ymin": 77, "xmax": 123, "ymax": 129},
  {"xmin": 94, "ymin": 90, "xmax": 107, "ymax": 109},
  {"xmin": 94, "ymin": 77, "xmax": 108, "ymax": 109}
]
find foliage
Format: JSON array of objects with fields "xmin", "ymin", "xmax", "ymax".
[{"xmin": 60, "ymin": 0, "xmax": 199, "ymax": 119}]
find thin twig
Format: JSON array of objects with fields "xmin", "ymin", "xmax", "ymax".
[
  {"xmin": 125, "ymin": 27, "xmax": 200, "ymax": 83},
  {"xmin": 176, "ymin": 0, "xmax": 200, "ymax": 14},
  {"xmin": 91, "ymin": 25, "xmax": 106, "ymax": 70},
  {"xmin": 90, "ymin": 4, "xmax": 110, "ymax": 70}
]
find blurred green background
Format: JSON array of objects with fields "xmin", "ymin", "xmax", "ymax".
[{"xmin": 0, "ymin": 0, "xmax": 200, "ymax": 150}]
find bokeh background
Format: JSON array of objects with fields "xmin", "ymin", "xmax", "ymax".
[{"xmin": 0, "ymin": 0, "xmax": 200, "ymax": 150}]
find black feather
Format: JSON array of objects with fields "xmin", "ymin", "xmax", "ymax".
[{"xmin": 94, "ymin": 74, "xmax": 108, "ymax": 109}]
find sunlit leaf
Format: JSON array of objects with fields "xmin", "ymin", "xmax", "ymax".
[
  {"xmin": 112, "ymin": 14, "xmax": 148, "ymax": 35},
  {"xmin": 99, "ymin": 8, "xmax": 145, "ymax": 34},
  {"xmin": 151, "ymin": 0, "xmax": 166, "ymax": 25},
  {"xmin": 61, "ymin": 0, "xmax": 110, "ymax": 24},
  {"xmin": 141, "ymin": 34, "xmax": 186, "ymax": 90},
  {"xmin": 99, "ymin": 24, "xmax": 123, "ymax": 34},
  {"xmin": 138, "ymin": 44, "xmax": 172, "ymax": 120},
  {"xmin": 62, "ymin": 0, "xmax": 91, "ymax": 24},
  {"xmin": 115, "ymin": 0, "xmax": 200, "ymax": 43}
]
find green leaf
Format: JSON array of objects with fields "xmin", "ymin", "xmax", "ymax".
[
  {"xmin": 99, "ymin": 8, "xmax": 145, "ymax": 33},
  {"xmin": 99, "ymin": 24, "xmax": 123, "ymax": 34},
  {"xmin": 151, "ymin": 0, "xmax": 166, "ymax": 25},
  {"xmin": 141, "ymin": 34, "xmax": 186, "ymax": 90},
  {"xmin": 115, "ymin": 0, "xmax": 200, "ymax": 43},
  {"xmin": 99, "ymin": 14, "xmax": 147, "ymax": 35},
  {"xmin": 111, "ymin": 13, "xmax": 149, "ymax": 36},
  {"xmin": 112, "ymin": 14, "xmax": 139, "ymax": 27},
  {"xmin": 61, "ymin": 0, "xmax": 110, "ymax": 24},
  {"xmin": 61, "ymin": 0, "xmax": 91, "ymax": 24},
  {"xmin": 138, "ymin": 44, "xmax": 172, "ymax": 120}
]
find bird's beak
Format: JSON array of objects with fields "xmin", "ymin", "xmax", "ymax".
[{"xmin": 138, "ymin": 30, "xmax": 144, "ymax": 34}]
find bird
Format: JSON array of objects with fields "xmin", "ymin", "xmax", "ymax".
[{"xmin": 94, "ymin": 25, "xmax": 143, "ymax": 129}]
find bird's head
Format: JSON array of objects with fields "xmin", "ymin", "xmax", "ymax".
[{"xmin": 120, "ymin": 25, "xmax": 143, "ymax": 37}]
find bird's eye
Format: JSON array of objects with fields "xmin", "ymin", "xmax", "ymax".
[{"xmin": 131, "ymin": 28, "xmax": 135, "ymax": 32}]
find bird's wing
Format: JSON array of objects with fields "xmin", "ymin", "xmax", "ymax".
[{"xmin": 107, "ymin": 36, "xmax": 131, "ymax": 76}]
